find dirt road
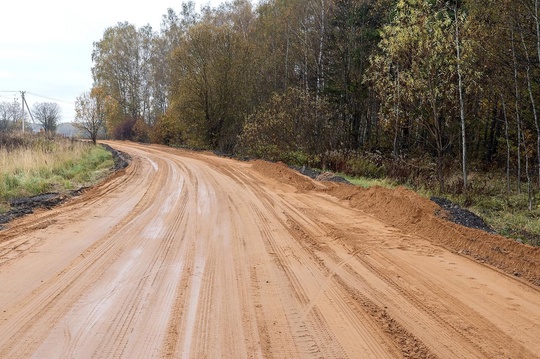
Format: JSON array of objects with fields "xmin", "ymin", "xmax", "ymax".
[{"xmin": 1, "ymin": 142, "xmax": 539, "ymax": 358}]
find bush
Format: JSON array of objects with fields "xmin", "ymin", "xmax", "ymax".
[
  {"xmin": 0, "ymin": 132, "xmax": 29, "ymax": 150},
  {"xmin": 150, "ymin": 114, "xmax": 184, "ymax": 146},
  {"xmin": 238, "ymin": 87, "xmax": 345, "ymax": 165},
  {"xmin": 113, "ymin": 118, "xmax": 137, "ymax": 140},
  {"xmin": 133, "ymin": 119, "xmax": 150, "ymax": 143},
  {"xmin": 346, "ymin": 155, "xmax": 385, "ymax": 178}
]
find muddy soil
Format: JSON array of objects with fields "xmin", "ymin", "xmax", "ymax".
[
  {"xmin": 100, "ymin": 143, "xmax": 131, "ymax": 171},
  {"xmin": 0, "ymin": 192, "xmax": 72, "ymax": 227},
  {"xmin": 1, "ymin": 142, "xmax": 539, "ymax": 358}
]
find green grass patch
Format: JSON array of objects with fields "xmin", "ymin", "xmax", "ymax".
[
  {"xmin": 0, "ymin": 138, "xmax": 114, "ymax": 213},
  {"xmin": 466, "ymin": 194, "xmax": 540, "ymax": 246},
  {"xmin": 441, "ymin": 178, "xmax": 540, "ymax": 245},
  {"xmin": 340, "ymin": 174, "xmax": 397, "ymax": 189}
]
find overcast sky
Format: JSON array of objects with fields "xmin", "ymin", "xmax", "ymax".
[{"xmin": 0, "ymin": 0, "xmax": 221, "ymax": 123}]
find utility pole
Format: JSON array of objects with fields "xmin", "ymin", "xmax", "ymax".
[
  {"xmin": 21, "ymin": 91, "xmax": 25, "ymax": 133},
  {"xmin": 19, "ymin": 91, "xmax": 34, "ymax": 132}
]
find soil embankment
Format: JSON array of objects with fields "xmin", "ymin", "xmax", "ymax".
[{"xmin": 253, "ymin": 160, "xmax": 540, "ymax": 286}]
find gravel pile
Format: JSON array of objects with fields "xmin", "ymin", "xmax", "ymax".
[
  {"xmin": 431, "ymin": 197, "xmax": 495, "ymax": 233},
  {"xmin": 290, "ymin": 165, "xmax": 351, "ymax": 184}
]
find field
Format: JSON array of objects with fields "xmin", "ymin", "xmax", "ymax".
[{"xmin": 0, "ymin": 133, "xmax": 113, "ymax": 213}]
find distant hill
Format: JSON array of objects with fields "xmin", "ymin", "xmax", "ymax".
[
  {"xmin": 28, "ymin": 122, "xmax": 83, "ymax": 137},
  {"xmin": 57, "ymin": 123, "xmax": 81, "ymax": 137}
]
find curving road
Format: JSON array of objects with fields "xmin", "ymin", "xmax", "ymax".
[{"xmin": 0, "ymin": 142, "xmax": 539, "ymax": 358}]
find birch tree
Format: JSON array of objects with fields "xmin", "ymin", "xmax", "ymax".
[{"xmin": 368, "ymin": 0, "xmax": 457, "ymax": 192}]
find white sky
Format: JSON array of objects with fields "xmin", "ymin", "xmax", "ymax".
[{"xmin": 0, "ymin": 0, "xmax": 221, "ymax": 123}]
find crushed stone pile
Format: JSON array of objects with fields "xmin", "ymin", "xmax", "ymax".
[
  {"xmin": 290, "ymin": 165, "xmax": 351, "ymax": 184},
  {"xmin": 431, "ymin": 197, "xmax": 495, "ymax": 234}
]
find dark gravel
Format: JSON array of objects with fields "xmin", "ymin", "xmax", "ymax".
[
  {"xmin": 431, "ymin": 197, "xmax": 495, "ymax": 233},
  {"xmin": 290, "ymin": 165, "xmax": 351, "ymax": 184},
  {"xmin": 0, "ymin": 192, "xmax": 70, "ymax": 226},
  {"xmin": 100, "ymin": 143, "xmax": 131, "ymax": 170}
]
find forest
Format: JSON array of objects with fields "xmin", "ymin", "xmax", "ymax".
[{"xmin": 87, "ymin": 0, "xmax": 540, "ymax": 219}]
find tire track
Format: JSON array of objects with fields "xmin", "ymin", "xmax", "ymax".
[
  {"xmin": 366, "ymin": 249, "xmax": 536, "ymax": 358},
  {"xmin": 0, "ymin": 152, "xmax": 174, "ymax": 357},
  {"xmin": 2, "ymin": 142, "xmax": 540, "ymax": 358}
]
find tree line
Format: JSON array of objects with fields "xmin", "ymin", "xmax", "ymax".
[
  {"xmin": 0, "ymin": 100, "xmax": 61, "ymax": 138},
  {"xmin": 85, "ymin": 0, "xmax": 540, "ymax": 200}
]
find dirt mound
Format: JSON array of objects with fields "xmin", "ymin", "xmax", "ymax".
[
  {"xmin": 252, "ymin": 160, "xmax": 317, "ymax": 191},
  {"xmin": 331, "ymin": 184, "xmax": 540, "ymax": 283},
  {"xmin": 253, "ymin": 160, "xmax": 540, "ymax": 286}
]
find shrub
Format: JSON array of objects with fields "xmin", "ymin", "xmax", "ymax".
[
  {"xmin": 150, "ymin": 114, "xmax": 184, "ymax": 146},
  {"xmin": 133, "ymin": 119, "xmax": 150, "ymax": 143},
  {"xmin": 346, "ymin": 155, "xmax": 385, "ymax": 178},
  {"xmin": 238, "ymin": 87, "xmax": 345, "ymax": 165}
]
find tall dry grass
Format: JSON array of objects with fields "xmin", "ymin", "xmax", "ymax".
[{"xmin": 0, "ymin": 133, "xmax": 113, "ymax": 209}]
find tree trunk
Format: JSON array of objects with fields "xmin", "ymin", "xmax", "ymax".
[
  {"xmin": 454, "ymin": 3, "xmax": 467, "ymax": 192},
  {"xmin": 393, "ymin": 64, "xmax": 401, "ymax": 158},
  {"xmin": 520, "ymin": 28, "xmax": 540, "ymax": 188},
  {"xmin": 315, "ymin": 0, "xmax": 326, "ymax": 102},
  {"xmin": 437, "ymin": 147, "xmax": 445, "ymax": 194},
  {"xmin": 502, "ymin": 98, "xmax": 511, "ymax": 197},
  {"xmin": 511, "ymin": 29, "xmax": 522, "ymax": 194},
  {"xmin": 524, "ymin": 131, "xmax": 533, "ymax": 210},
  {"xmin": 537, "ymin": 0, "xmax": 540, "ymax": 63},
  {"xmin": 285, "ymin": 24, "xmax": 290, "ymax": 90}
]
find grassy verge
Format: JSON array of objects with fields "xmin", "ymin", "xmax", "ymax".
[
  {"xmin": 454, "ymin": 192, "xmax": 540, "ymax": 246},
  {"xmin": 339, "ymin": 174, "xmax": 397, "ymax": 189},
  {"xmin": 0, "ymin": 135, "xmax": 113, "ymax": 212}
]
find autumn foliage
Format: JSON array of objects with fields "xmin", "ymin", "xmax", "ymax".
[{"xmin": 85, "ymin": 0, "xmax": 540, "ymax": 203}]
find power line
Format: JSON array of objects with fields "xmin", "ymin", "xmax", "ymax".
[
  {"xmin": 1, "ymin": 91, "xmax": 74, "ymax": 105},
  {"xmin": 1, "ymin": 90, "xmax": 73, "ymax": 131},
  {"xmin": 26, "ymin": 92, "xmax": 74, "ymax": 105},
  {"xmin": 0, "ymin": 95, "xmax": 18, "ymax": 100},
  {"xmin": 21, "ymin": 91, "xmax": 26, "ymax": 133}
]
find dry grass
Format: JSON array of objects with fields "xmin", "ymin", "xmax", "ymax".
[{"xmin": 0, "ymin": 134, "xmax": 113, "ymax": 208}]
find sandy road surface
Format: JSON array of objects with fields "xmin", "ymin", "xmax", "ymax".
[{"xmin": 0, "ymin": 142, "xmax": 539, "ymax": 358}]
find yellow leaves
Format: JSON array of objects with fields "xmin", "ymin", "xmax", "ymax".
[{"xmin": 367, "ymin": 0, "xmax": 467, "ymax": 142}]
